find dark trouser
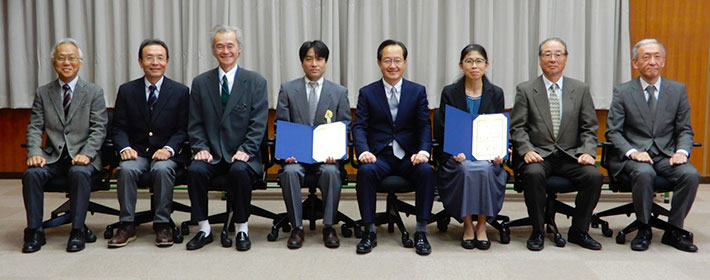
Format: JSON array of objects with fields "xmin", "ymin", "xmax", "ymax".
[
  {"xmin": 623, "ymin": 153, "xmax": 699, "ymax": 228},
  {"xmin": 187, "ymin": 160, "xmax": 255, "ymax": 223},
  {"xmin": 22, "ymin": 157, "xmax": 97, "ymax": 230},
  {"xmin": 279, "ymin": 162, "xmax": 342, "ymax": 228},
  {"xmin": 356, "ymin": 147, "xmax": 435, "ymax": 225},
  {"xmin": 520, "ymin": 152, "xmax": 603, "ymax": 233},
  {"xmin": 116, "ymin": 157, "xmax": 178, "ymax": 224}
]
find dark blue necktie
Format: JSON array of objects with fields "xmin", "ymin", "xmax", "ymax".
[
  {"xmin": 62, "ymin": 84, "xmax": 71, "ymax": 117},
  {"xmin": 148, "ymin": 84, "xmax": 157, "ymax": 111}
]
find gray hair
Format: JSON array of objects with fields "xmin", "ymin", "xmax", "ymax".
[
  {"xmin": 211, "ymin": 24, "xmax": 244, "ymax": 49},
  {"xmin": 538, "ymin": 37, "xmax": 568, "ymax": 56},
  {"xmin": 51, "ymin": 38, "xmax": 84, "ymax": 60},
  {"xmin": 632, "ymin": 38, "xmax": 666, "ymax": 60}
]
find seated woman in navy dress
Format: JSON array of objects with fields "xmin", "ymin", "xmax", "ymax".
[{"xmin": 434, "ymin": 44, "xmax": 508, "ymax": 250}]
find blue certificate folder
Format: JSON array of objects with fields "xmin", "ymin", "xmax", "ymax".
[
  {"xmin": 443, "ymin": 105, "xmax": 509, "ymax": 161},
  {"xmin": 275, "ymin": 120, "xmax": 348, "ymax": 164}
]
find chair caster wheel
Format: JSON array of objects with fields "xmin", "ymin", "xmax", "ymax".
[
  {"xmin": 437, "ymin": 216, "xmax": 450, "ymax": 232},
  {"xmin": 553, "ymin": 233, "xmax": 566, "ymax": 247},
  {"xmin": 602, "ymin": 227, "xmax": 613, "ymax": 238},
  {"xmin": 174, "ymin": 233, "xmax": 184, "ymax": 244},
  {"xmin": 341, "ymin": 225, "xmax": 353, "ymax": 237},
  {"xmin": 104, "ymin": 229, "xmax": 114, "ymax": 239},
  {"xmin": 181, "ymin": 222, "xmax": 190, "ymax": 236},
  {"xmin": 221, "ymin": 230, "xmax": 232, "ymax": 247},
  {"xmin": 267, "ymin": 227, "xmax": 279, "ymax": 241},
  {"xmin": 402, "ymin": 232, "xmax": 414, "ymax": 248},
  {"xmin": 500, "ymin": 226, "xmax": 511, "ymax": 244},
  {"xmin": 282, "ymin": 224, "xmax": 292, "ymax": 233},
  {"xmin": 85, "ymin": 227, "xmax": 97, "ymax": 243},
  {"xmin": 616, "ymin": 232, "xmax": 626, "ymax": 244}
]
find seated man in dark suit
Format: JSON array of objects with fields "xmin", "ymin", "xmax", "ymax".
[
  {"xmin": 510, "ymin": 37, "xmax": 603, "ymax": 251},
  {"xmin": 108, "ymin": 39, "xmax": 189, "ymax": 248},
  {"xmin": 22, "ymin": 38, "xmax": 108, "ymax": 253},
  {"xmin": 606, "ymin": 39, "xmax": 699, "ymax": 252},
  {"xmin": 185, "ymin": 25, "xmax": 268, "ymax": 252},
  {"xmin": 353, "ymin": 39, "xmax": 435, "ymax": 255},
  {"xmin": 276, "ymin": 40, "xmax": 351, "ymax": 249}
]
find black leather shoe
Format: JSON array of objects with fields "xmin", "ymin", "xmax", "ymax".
[
  {"xmin": 630, "ymin": 226, "xmax": 652, "ymax": 251},
  {"xmin": 414, "ymin": 232, "xmax": 431, "ymax": 255},
  {"xmin": 356, "ymin": 231, "xmax": 377, "ymax": 254},
  {"xmin": 461, "ymin": 238, "xmax": 475, "ymax": 249},
  {"xmin": 186, "ymin": 231, "xmax": 213, "ymax": 250},
  {"xmin": 287, "ymin": 228, "xmax": 304, "ymax": 249},
  {"xmin": 568, "ymin": 228, "xmax": 602, "ymax": 250},
  {"xmin": 22, "ymin": 228, "xmax": 46, "ymax": 253},
  {"xmin": 322, "ymin": 227, "xmax": 340, "ymax": 248},
  {"xmin": 527, "ymin": 232, "xmax": 544, "ymax": 251},
  {"xmin": 661, "ymin": 229, "xmax": 697, "ymax": 252},
  {"xmin": 67, "ymin": 228, "xmax": 86, "ymax": 252},
  {"xmin": 475, "ymin": 238, "xmax": 491, "ymax": 250},
  {"xmin": 235, "ymin": 231, "xmax": 251, "ymax": 251}
]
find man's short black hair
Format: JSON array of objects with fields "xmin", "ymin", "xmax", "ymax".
[
  {"xmin": 299, "ymin": 40, "xmax": 329, "ymax": 62},
  {"xmin": 377, "ymin": 39, "xmax": 408, "ymax": 61},
  {"xmin": 138, "ymin": 39, "xmax": 170, "ymax": 60}
]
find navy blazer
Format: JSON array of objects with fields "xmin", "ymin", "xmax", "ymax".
[
  {"xmin": 111, "ymin": 76, "xmax": 190, "ymax": 163},
  {"xmin": 434, "ymin": 78, "xmax": 505, "ymax": 161},
  {"xmin": 353, "ymin": 79, "xmax": 432, "ymax": 157}
]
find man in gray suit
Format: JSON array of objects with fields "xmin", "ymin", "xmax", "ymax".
[
  {"xmin": 510, "ymin": 37, "xmax": 603, "ymax": 251},
  {"xmin": 22, "ymin": 38, "xmax": 108, "ymax": 253},
  {"xmin": 185, "ymin": 25, "xmax": 268, "ymax": 252},
  {"xmin": 276, "ymin": 40, "xmax": 351, "ymax": 249},
  {"xmin": 606, "ymin": 39, "xmax": 699, "ymax": 252}
]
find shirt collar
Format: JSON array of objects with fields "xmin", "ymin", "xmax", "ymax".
[
  {"xmin": 219, "ymin": 65, "xmax": 239, "ymax": 81},
  {"xmin": 58, "ymin": 76, "xmax": 79, "ymax": 92},
  {"xmin": 304, "ymin": 76, "xmax": 324, "ymax": 88},
  {"xmin": 639, "ymin": 77, "xmax": 662, "ymax": 93},
  {"xmin": 383, "ymin": 78, "xmax": 403, "ymax": 95},
  {"xmin": 144, "ymin": 76, "xmax": 165, "ymax": 90},
  {"xmin": 542, "ymin": 75, "xmax": 564, "ymax": 91}
]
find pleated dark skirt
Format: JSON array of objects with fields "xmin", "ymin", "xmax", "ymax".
[{"xmin": 437, "ymin": 158, "xmax": 508, "ymax": 222}]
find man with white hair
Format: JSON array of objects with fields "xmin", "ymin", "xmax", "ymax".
[
  {"xmin": 606, "ymin": 38, "xmax": 699, "ymax": 252},
  {"xmin": 22, "ymin": 38, "xmax": 108, "ymax": 253}
]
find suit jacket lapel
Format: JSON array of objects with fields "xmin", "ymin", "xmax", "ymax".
[
  {"xmin": 133, "ymin": 79, "xmax": 151, "ymax": 125},
  {"xmin": 373, "ymin": 80, "xmax": 393, "ymax": 123},
  {"xmin": 654, "ymin": 80, "xmax": 673, "ymax": 134},
  {"xmin": 66, "ymin": 78, "xmax": 87, "ymax": 123},
  {"xmin": 531, "ymin": 77, "xmax": 555, "ymax": 138},
  {"xmin": 48, "ymin": 81, "xmax": 66, "ymax": 125},
  {"xmin": 394, "ymin": 79, "xmax": 413, "ymax": 123},
  {"xmin": 630, "ymin": 78, "xmax": 654, "ymax": 132},
  {"xmin": 150, "ymin": 78, "xmax": 172, "ymax": 123},
  {"xmin": 557, "ymin": 82, "xmax": 576, "ymax": 138},
  {"xmin": 452, "ymin": 80, "xmax": 468, "ymax": 111},
  {"xmin": 313, "ymin": 80, "xmax": 334, "ymax": 125},
  {"xmin": 206, "ymin": 68, "xmax": 223, "ymax": 118},
  {"xmin": 294, "ymin": 81, "xmax": 311, "ymax": 124}
]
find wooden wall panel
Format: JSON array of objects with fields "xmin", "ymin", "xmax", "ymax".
[
  {"xmin": 0, "ymin": 109, "xmax": 32, "ymax": 174},
  {"xmin": 629, "ymin": 0, "xmax": 710, "ymax": 175}
]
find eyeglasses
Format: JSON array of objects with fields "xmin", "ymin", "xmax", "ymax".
[
  {"xmin": 462, "ymin": 58, "xmax": 487, "ymax": 67},
  {"xmin": 382, "ymin": 58, "xmax": 404, "ymax": 66},
  {"xmin": 541, "ymin": 52, "xmax": 566, "ymax": 60},
  {"xmin": 143, "ymin": 55, "xmax": 167, "ymax": 62},
  {"xmin": 54, "ymin": 56, "xmax": 81, "ymax": 63}
]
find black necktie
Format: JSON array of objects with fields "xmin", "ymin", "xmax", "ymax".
[
  {"xmin": 62, "ymin": 84, "xmax": 71, "ymax": 117},
  {"xmin": 148, "ymin": 84, "xmax": 157, "ymax": 111}
]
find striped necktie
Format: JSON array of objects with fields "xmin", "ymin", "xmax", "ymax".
[
  {"xmin": 548, "ymin": 83, "xmax": 560, "ymax": 138},
  {"xmin": 221, "ymin": 75, "xmax": 230, "ymax": 110},
  {"xmin": 62, "ymin": 84, "xmax": 71, "ymax": 117}
]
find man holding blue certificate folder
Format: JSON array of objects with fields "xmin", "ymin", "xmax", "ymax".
[{"xmin": 276, "ymin": 40, "xmax": 351, "ymax": 249}]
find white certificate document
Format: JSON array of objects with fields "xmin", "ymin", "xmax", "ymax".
[
  {"xmin": 471, "ymin": 114, "xmax": 508, "ymax": 160},
  {"xmin": 312, "ymin": 122, "xmax": 347, "ymax": 162}
]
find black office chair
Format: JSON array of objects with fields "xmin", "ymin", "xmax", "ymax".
[
  {"xmin": 590, "ymin": 142, "xmax": 701, "ymax": 244},
  {"xmin": 429, "ymin": 138, "xmax": 512, "ymax": 244},
  {"xmin": 180, "ymin": 137, "xmax": 284, "ymax": 247},
  {"xmin": 102, "ymin": 156, "xmax": 191, "ymax": 243},
  {"xmin": 501, "ymin": 149, "xmax": 578, "ymax": 247},
  {"xmin": 20, "ymin": 114, "xmax": 120, "ymax": 243},
  {"xmin": 267, "ymin": 163, "xmax": 358, "ymax": 241}
]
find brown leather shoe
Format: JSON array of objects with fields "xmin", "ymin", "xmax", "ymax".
[
  {"xmin": 108, "ymin": 224, "xmax": 136, "ymax": 248},
  {"xmin": 154, "ymin": 224, "xmax": 174, "ymax": 247},
  {"xmin": 323, "ymin": 227, "xmax": 340, "ymax": 248},
  {"xmin": 287, "ymin": 228, "xmax": 305, "ymax": 249}
]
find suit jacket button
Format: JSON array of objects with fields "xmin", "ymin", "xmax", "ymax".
[
  {"xmin": 149, "ymin": 132, "xmax": 153, "ymax": 136},
  {"xmin": 146, "ymin": 148, "xmax": 149, "ymax": 152}
]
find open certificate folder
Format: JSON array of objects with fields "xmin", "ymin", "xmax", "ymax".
[
  {"xmin": 443, "ymin": 105, "xmax": 509, "ymax": 161},
  {"xmin": 275, "ymin": 120, "xmax": 348, "ymax": 164}
]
